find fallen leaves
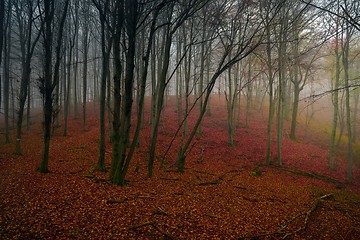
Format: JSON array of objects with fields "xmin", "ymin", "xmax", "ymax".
[{"xmin": 0, "ymin": 98, "xmax": 359, "ymax": 239}]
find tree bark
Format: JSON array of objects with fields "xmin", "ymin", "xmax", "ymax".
[
  {"xmin": 3, "ymin": 2, "xmax": 11, "ymax": 144},
  {"xmin": 0, "ymin": 0, "xmax": 4, "ymax": 111},
  {"xmin": 82, "ymin": 2, "xmax": 90, "ymax": 131},
  {"xmin": 15, "ymin": 0, "xmax": 41, "ymax": 154},
  {"xmin": 39, "ymin": 0, "xmax": 69, "ymax": 173},
  {"xmin": 329, "ymin": 4, "xmax": 340, "ymax": 170}
]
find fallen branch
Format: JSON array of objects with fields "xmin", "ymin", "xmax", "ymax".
[
  {"xmin": 106, "ymin": 197, "xmax": 128, "ymax": 204},
  {"xmin": 198, "ymin": 179, "xmax": 221, "ymax": 186},
  {"xmin": 268, "ymin": 165, "xmax": 344, "ymax": 185},
  {"xmin": 152, "ymin": 207, "xmax": 169, "ymax": 216},
  {"xmin": 92, "ymin": 178, "xmax": 108, "ymax": 183},
  {"xmin": 160, "ymin": 177, "xmax": 179, "ymax": 181},
  {"xmin": 69, "ymin": 169, "xmax": 82, "ymax": 174},
  {"xmin": 238, "ymin": 194, "xmax": 334, "ymax": 239},
  {"xmin": 288, "ymin": 170, "xmax": 342, "ymax": 184},
  {"xmin": 281, "ymin": 194, "xmax": 334, "ymax": 239},
  {"xmin": 242, "ymin": 196, "xmax": 259, "ymax": 203},
  {"xmin": 205, "ymin": 214, "xmax": 222, "ymax": 219},
  {"xmin": 192, "ymin": 169, "xmax": 216, "ymax": 176},
  {"xmin": 198, "ymin": 173, "xmax": 225, "ymax": 186},
  {"xmin": 128, "ymin": 221, "xmax": 175, "ymax": 239},
  {"xmin": 136, "ymin": 195, "xmax": 156, "ymax": 199},
  {"xmin": 233, "ymin": 185, "xmax": 247, "ymax": 190}
]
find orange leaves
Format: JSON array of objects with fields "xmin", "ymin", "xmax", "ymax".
[{"xmin": 1, "ymin": 97, "xmax": 360, "ymax": 239}]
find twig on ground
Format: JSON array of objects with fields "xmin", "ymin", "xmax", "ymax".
[
  {"xmin": 105, "ymin": 197, "xmax": 128, "ymax": 204},
  {"xmin": 160, "ymin": 177, "xmax": 180, "ymax": 181},
  {"xmin": 128, "ymin": 221, "xmax": 175, "ymax": 239},
  {"xmin": 69, "ymin": 169, "xmax": 82, "ymax": 174}
]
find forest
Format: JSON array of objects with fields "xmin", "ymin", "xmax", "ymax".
[{"xmin": 1, "ymin": 0, "xmax": 360, "ymax": 239}]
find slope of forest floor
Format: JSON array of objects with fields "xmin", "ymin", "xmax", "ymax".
[{"xmin": 1, "ymin": 95, "xmax": 360, "ymax": 239}]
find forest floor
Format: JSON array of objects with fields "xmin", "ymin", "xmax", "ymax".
[{"xmin": 1, "ymin": 95, "xmax": 360, "ymax": 239}]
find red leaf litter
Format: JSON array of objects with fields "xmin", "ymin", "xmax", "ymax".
[{"xmin": 1, "ymin": 96, "xmax": 359, "ymax": 239}]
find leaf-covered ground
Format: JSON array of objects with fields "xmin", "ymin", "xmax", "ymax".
[{"xmin": 1, "ymin": 96, "xmax": 360, "ymax": 239}]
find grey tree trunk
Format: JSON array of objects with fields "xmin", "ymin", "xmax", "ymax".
[
  {"xmin": 94, "ymin": 0, "xmax": 113, "ymax": 172},
  {"xmin": 265, "ymin": 10, "xmax": 275, "ymax": 165},
  {"xmin": 276, "ymin": 2, "xmax": 288, "ymax": 166},
  {"xmin": 3, "ymin": 3, "xmax": 11, "ymax": 144},
  {"xmin": 39, "ymin": 0, "xmax": 69, "ymax": 173},
  {"xmin": 14, "ymin": 0, "xmax": 41, "ymax": 154},
  {"xmin": 148, "ymin": 23, "xmax": 173, "ymax": 178},
  {"xmin": 342, "ymin": 19, "xmax": 353, "ymax": 183},
  {"xmin": 73, "ymin": 1, "xmax": 80, "ymax": 119},
  {"xmin": 109, "ymin": 0, "xmax": 124, "ymax": 183},
  {"xmin": 82, "ymin": 2, "xmax": 90, "ymax": 131},
  {"xmin": 329, "ymin": 6, "xmax": 340, "ymax": 169},
  {"xmin": 0, "ymin": 0, "xmax": 4, "ymax": 111},
  {"xmin": 63, "ymin": 20, "xmax": 76, "ymax": 136}
]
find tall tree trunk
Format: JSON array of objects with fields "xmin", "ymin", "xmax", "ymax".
[
  {"xmin": 148, "ymin": 5, "xmax": 174, "ymax": 178},
  {"xmin": 148, "ymin": 34, "xmax": 172, "ymax": 177},
  {"xmin": 276, "ymin": 3, "xmax": 288, "ymax": 166},
  {"xmin": 0, "ymin": 0, "xmax": 4, "ymax": 111},
  {"xmin": 73, "ymin": 1, "xmax": 79, "ymax": 119},
  {"xmin": 97, "ymin": 25, "xmax": 112, "ymax": 172},
  {"xmin": 93, "ymin": 0, "xmax": 114, "ymax": 172},
  {"xmin": 109, "ymin": 0, "xmax": 124, "ymax": 182},
  {"xmin": 63, "ymin": 26, "xmax": 75, "ymax": 136},
  {"xmin": 183, "ymin": 23, "xmax": 193, "ymax": 136},
  {"xmin": 265, "ymin": 13, "xmax": 274, "ymax": 165},
  {"xmin": 342, "ymin": 21, "xmax": 353, "ymax": 183},
  {"xmin": 3, "ymin": 3, "xmax": 11, "ymax": 144},
  {"xmin": 113, "ymin": 0, "xmax": 138, "ymax": 186},
  {"xmin": 290, "ymin": 83, "xmax": 300, "ymax": 140},
  {"xmin": 82, "ymin": 4, "xmax": 89, "ymax": 131},
  {"xmin": 176, "ymin": 33, "xmax": 183, "ymax": 126},
  {"xmin": 39, "ymin": 0, "xmax": 69, "ymax": 173},
  {"xmin": 245, "ymin": 56, "xmax": 252, "ymax": 128},
  {"xmin": 26, "ymin": 79, "xmax": 31, "ymax": 131},
  {"xmin": 329, "ymin": 12, "xmax": 340, "ymax": 170},
  {"xmin": 353, "ymin": 92, "xmax": 359, "ymax": 142}
]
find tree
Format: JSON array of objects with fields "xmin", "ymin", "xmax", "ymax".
[
  {"xmin": 81, "ymin": 0, "xmax": 91, "ymax": 130},
  {"xmin": 341, "ymin": 0, "xmax": 356, "ymax": 183},
  {"xmin": 14, "ymin": 0, "xmax": 42, "ymax": 154},
  {"xmin": 63, "ymin": 9, "xmax": 77, "ymax": 137},
  {"xmin": 92, "ymin": 0, "xmax": 114, "ymax": 172},
  {"xmin": 176, "ymin": 0, "xmax": 270, "ymax": 172},
  {"xmin": 38, "ymin": 0, "xmax": 70, "ymax": 173},
  {"xmin": 0, "ymin": 0, "xmax": 4, "ymax": 111},
  {"xmin": 111, "ymin": 0, "xmax": 139, "ymax": 186},
  {"xmin": 147, "ymin": 0, "xmax": 212, "ymax": 177},
  {"xmin": 108, "ymin": 0, "xmax": 125, "ymax": 183},
  {"xmin": 3, "ymin": 0, "xmax": 12, "ymax": 144},
  {"xmin": 288, "ymin": 3, "xmax": 324, "ymax": 141},
  {"xmin": 328, "ymin": 2, "xmax": 341, "ymax": 170},
  {"xmin": 262, "ymin": 0, "xmax": 276, "ymax": 165}
]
